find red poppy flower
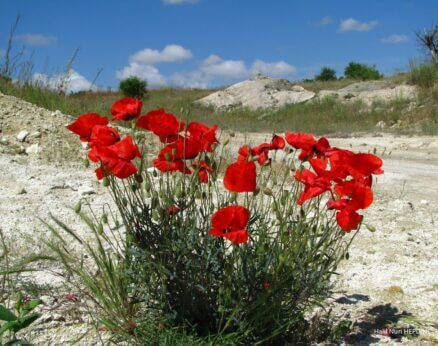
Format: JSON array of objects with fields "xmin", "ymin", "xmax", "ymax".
[
  {"xmin": 166, "ymin": 205, "xmax": 180, "ymax": 216},
  {"xmin": 153, "ymin": 156, "xmax": 191, "ymax": 174},
  {"xmin": 193, "ymin": 160, "xmax": 214, "ymax": 183},
  {"xmin": 91, "ymin": 136, "xmax": 141, "ymax": 179},
  {"xmin": 285, "ymin": 132, "xmax": 330, "ymax": 160},
  {"xmin": 136, "ymin": 109, "xmax": 185, "ymax": 143},
  {"xmin": 111, "ymin": 97, "xmax": 142, "ymax": 121},
  {"xmin": 326, "ymin": 149, "xmax": 383, "ymax": 180},
  {"xmin": 334, "ymin": 180, "xmax": 374, "ymax": 210},
  {"xmin": 66, "ymin": 113, "xmax": 108, "ymax": 142},
  {"xmin": 294, "ymin": 169, "xmax": 331, "ymax": 205},
  {"xmin": 209, "ymin": 205, "xmax": 249, "ymax": 244},
  {"xmin": 187, "ymin": 122, "xmax": 219, "ymax": 152},
  {"xmin": 237, "ymin": 145, "xmax": 253, "ymax": 162},
  {"xmin": 159, "ymin": 137, "xmax": 202, "ymax": 161},
  {"xmin": 89, "ymin": 125, "xmax": 120, "ymax": 147},
  {"xmin": 224, "ymin": 161, "xmax": 257, "ymax": 193},
  {"xmin": 270, "ymin": 135, "xmax": 286, "ymax": 150},
  {"xmin": 336, "ymin": 209, "xmax": 363, "ymax": 231}
]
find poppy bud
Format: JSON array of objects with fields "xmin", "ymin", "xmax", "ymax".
[
  {"xmin": 135, "ymin": 174, "xmax": 143, "ymax": 184},
  {"xmin": 84, "ymin": 158, "xmax": 90, "ymax": 168},
  {"xmin": 131, "ymin": 183, "xmax": 139, "ymax": 192},
  {"xmin": 74, "ymin": 201, "xmax": 82, "ymax": 213},
  {"xmin": 122, "ymin": 197, "xmax": 128, "ymax": 207},
  {"xmin": 153, "ymin": 170, "xmax": 158, "ymax": 177},
  {"xmin": 115, "ymin": 219, "xmax": 120, "ymax": 228},
  {"xmin": 263, "ymin": 187, "xmax": 272, "ymax": 196},
  {"xmin": 102, "ymin": 177, "xmax": 110, "ymax": 187},
  {"xmin": 365, "ymin": 224, "xmax": 376, "ymax": 232},
  {"xmin": 152, "ymin": 210, "xmax": 160, "ymax": 221},
  {"xmin": 202, "ymin": 192, "xmax": 207, "ymax": 199},
  {"xmin": 131, "ymin": 120, "xmax": 136, "ymax": 130},
  {"xmin": 102, "ymin": 213, "xmax": 108, "ymax": 224},
  {"xmin": 97, "ymin": 223, "xmax": 104, "ymax": 235},
  {"xmin": 253, "ymin": 187, "xmax": 260, "ymax": 196},
  {"xmin": 229, "ymin": 192, "xmax": 237, "ymax": 202},
  {"xmin": 151, "ymin": 197, "xmax": 158, "ymax": 209},
  {"xmin": 229, "ymin": 131, "xmax": 235, "ymax": 137},
  {"xmin": 175, "ymin": 186, "xmax": 184, "ymax": 198}
]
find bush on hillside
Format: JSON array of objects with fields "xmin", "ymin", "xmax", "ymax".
[
  {"xmin": 344, "ymin": 62, "xmax": 382, "ymax": 80},
  {"xmin": 409, "ymin": 60, "xmax": 438, "ymax": 89},
  {"xmin": 119, "ymin": 77, "xmax": 147, "ymax": 99},
  {"xmin": 315, "ymin": 67, "xmax": 337, "ymax": 81}
]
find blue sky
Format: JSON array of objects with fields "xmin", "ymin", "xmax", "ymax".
[{"xmin": 1, "ymin": 0, "xmax": 437, "ymax": 91}]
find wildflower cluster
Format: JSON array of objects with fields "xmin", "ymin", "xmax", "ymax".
[{"xmin": 62, "ymin": 97, "xmax": 384, "ymax": 343}]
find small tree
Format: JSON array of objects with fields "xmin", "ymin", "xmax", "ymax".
[
  {"xmin": 119, "ymin": 77, "xmax": 147, "ymax": 99},
  {"xmin": 344, "ymin": 62, "xmax": 382, "ymax": 80},
  {"xmin": 315, "ymin": 67, "xmax": 337, "ymax": 81},
  {"xmin": 416, "ymin": 24, "xmax": 438, "ymax": 62}
]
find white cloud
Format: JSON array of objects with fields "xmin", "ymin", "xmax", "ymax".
[
  {"xmin": 117, "ymin": 48, "xmax": 297, "ymax": 88},
  {"xmin": 130, "ymin": 44, "xmax": 193, "ymax": 65},
  {"xmin": 116, "ymin": 62, "xmax": 166, "ymax": 87},
  {"xmin": 381, "ymin": 34, "xmax": 409, "ymax": 44},
  {"xmin": 170, "ymin": 70, "xmax": 210, "ymax": 88},
  {"xmin": 162, "ymin": 0, "xmax": 199, "ymax": 4},
  {"xmin": 200, "ymin": 55, "xmax": 248, "ymax": 79},
  {"xmin": 31, "ymin": 69, "xmax": 96, "ymax": 94},
  {"xmin": 16, "ymin": 34, "xmax": 57, "ymax": 46},
  {"xmin": 316, "ymin": 16, "xmax": 333, "ymax": 27},
  {"xmin": 339, "ymin": 18, "xmax": 378, "ymax": 32},
  {"xmin": 250, "ymin": 60, "xmax": 296, "ymax": 76}
]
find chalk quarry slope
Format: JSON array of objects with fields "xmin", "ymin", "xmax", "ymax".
[{"xmin": 197, "ymin": 76, "xmax": 418, "ymax": 110}]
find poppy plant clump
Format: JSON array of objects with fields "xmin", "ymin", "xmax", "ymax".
[{"xmin": 63, "ymin": 97, "xmax": 384, "ymax": 343}]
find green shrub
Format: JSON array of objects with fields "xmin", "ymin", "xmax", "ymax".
[
  {"xmin": 344, "ymin": 62, "xmax": 382, "ymax": 80},
  {"xmin": 315, "ymin": 67, "xmax": 337, "ymax": 81},
  {"xmin": 119, "ymin": 77, "xmax": 147, "ymax": 99},
  {"xmin": 409, "ymin": 60, "xmax": 438, "ymax": 89}
]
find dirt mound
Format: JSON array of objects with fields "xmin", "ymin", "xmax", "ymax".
[
  {"xmin": 197, "ymin": 75, "xmax": 315, "ymax": 110},
  {"xmin": 0, "ymin": 92, "xmax": 85, "ymax": 163}
]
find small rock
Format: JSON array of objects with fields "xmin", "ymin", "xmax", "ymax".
[
  {"xmin": 51, "ymin": 110, "xmax": 63, "ymax": 117},
  {"xmin": 385, "ymin": 285, "xmax": 404, "ymax": 295},
  {"xmin": 291, "ymin": 85, "xmax": 305, "ymax": 92},
  {"xmin": 16, "ymin": 130, "xmax": 29, "ymax": 142},
  {"xmin": 29, "ymin": 131, "xmax": 42, "ymax": 139},
  {"xmin": 420, "ymin": 199, "xmax": 429, "ymax": 206},
  {"xmin": 78, "ymin": 185, "xmax": 95, "ymax": 196},
  {"xmin": 17, "ymin": 187, "xmax": 27, "ymax": 195},
  {"xmin": 25, "ymin": 143, "xmax": 42, "ymax": 155},
  {"xmin": 0, "ymin": 137, "xmax": 9, "ymax": 145},
  {"xmin": 376, "ymin": 120, "xmax": 386, "ymax": 129}
]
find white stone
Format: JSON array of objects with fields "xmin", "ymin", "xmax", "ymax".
[
  {"xmin": 78, "ymin": 184, "xmax": 95, "ymax": 196},
  {"xmin": 25, "ymin": 143, "xmax": 42, "ymax": 155},
  {"xmin": 16, "ymin": 130, "xmax": 29, "ymax": 142}
]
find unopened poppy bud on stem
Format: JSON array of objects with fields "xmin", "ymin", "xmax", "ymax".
[
  {"xmin": 74, "ymin": 201, "xmax": 82, "ymax": 213},
  {"xmin": 102, "ymin": 177, "xmax": 110, "ymax": 187},
  {"xmin": 263, "ymin": 187, "xmax": 273, "ymax": 196}
]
